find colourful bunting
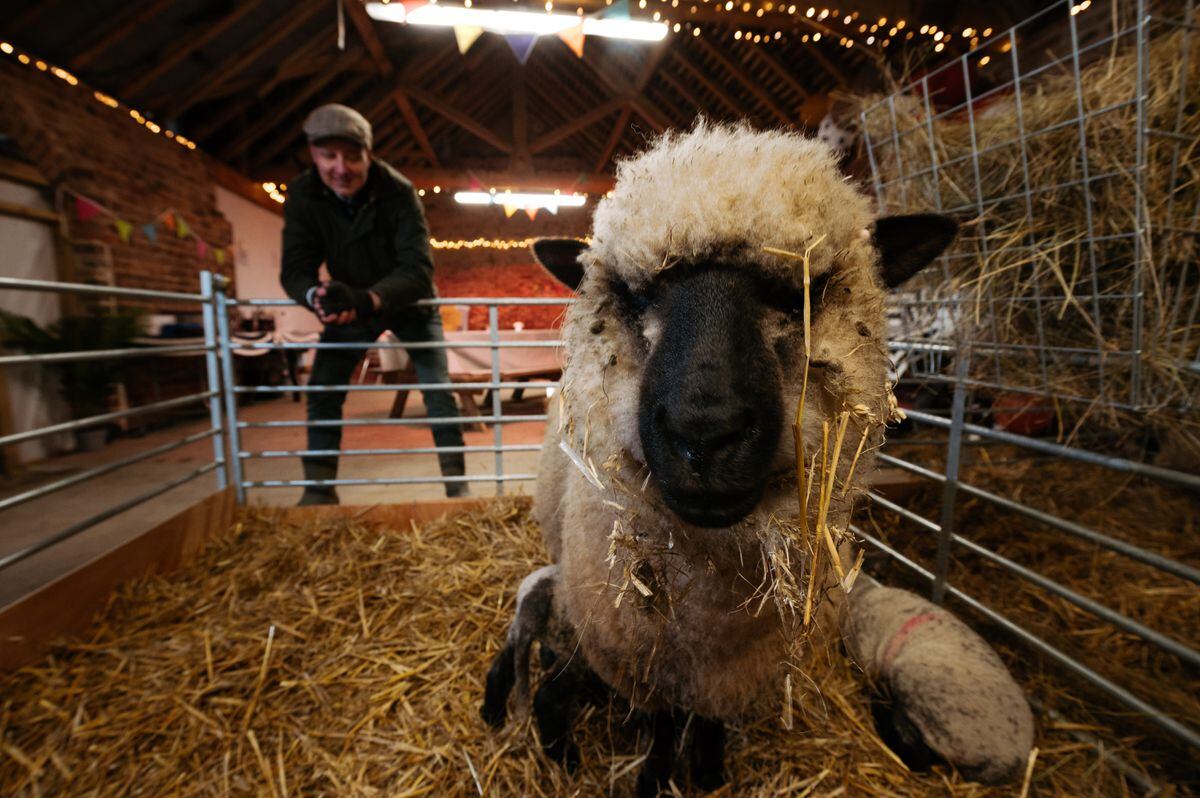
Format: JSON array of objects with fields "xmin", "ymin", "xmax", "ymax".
[
  {"xmin": 161, "ymin": 211, "xmax": 177, "ymax": 232},
  {"xmin": 605, "ymin": 0, "xmax": 631, "ymax": 20},
  {"xmin": 454, "ymin": 25, "xmax": 483, "ymax": 55},
  {"xmin": 74, "ymin": 196, "xmax": 102, "ymax": 222},
  {"xmin": 503, "ymin": 204, "xmax": 518, "ymax": 218},
  {"xmin": 558, "ymin": 23, "xmax": 585, "ymax": 58},
  {"xmin": 195, "ymin": 238, "xmax": 207, "ymax": 258},
  {"xmin": 141, "ymin": 222, "xmax": 158, "ymax": 242},
  {"xmin": 214, "ymin": 248, "xmax": 226, "ymax": 265},
  {"xmin": 402, "ymin": 0, "xmax": 427, "ymax": 12},
  {"xmin": 504, "ymin": 33, "xmax": 537, "ymax": 64},
  {"xmin": 525, "ymin": 207, "xmax": 539, "ymax": 221},
  {"xmin": 113, "ymin": 218, "xmax": 133, "ymax": 242},
  {"xmin": 176, "ymin": 216, "xmax": 191, "ymax": 239}
]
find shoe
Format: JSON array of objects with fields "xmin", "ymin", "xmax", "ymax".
[
  {"xmin": 445, "ymin": 482, "xmax": 470, "ymax": 498},
  {"xmin": 298, "ymin": 487, "xmax": 340, "ymax": 506}
]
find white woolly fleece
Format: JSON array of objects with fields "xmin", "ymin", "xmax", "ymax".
[{"xmin": 588, "ymin": 120, "xmax": 875, "ymax": 287}]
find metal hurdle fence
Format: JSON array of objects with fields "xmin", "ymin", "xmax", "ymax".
[
  {"xmin": 221, "ymin": 291, "xmax": 570, "ymax": 504},
  {"xmin": 858, "ymin": 0, "xmax": 1200, "ymax": 774},
  {"xmin": 0, "ymin": 272, "xmax": 226, "ymax": 575}
]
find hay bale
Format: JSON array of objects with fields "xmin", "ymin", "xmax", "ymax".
[
  {"xmin": 859, "ymin": 14, "xmax": 1200, "ymax": 429},
  {"xmin": 0, "ymin": 500, "xmax": 1156, "ymax": 795}
]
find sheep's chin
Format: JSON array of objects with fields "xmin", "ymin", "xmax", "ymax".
[{"xmin": 660, "ymin": 484, "xmax": 764, "ymax": 529}]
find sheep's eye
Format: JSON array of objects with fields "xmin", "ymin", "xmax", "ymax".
[
  {"xmin": 609, "ymin": 276, "xmax": 654, "ymax": 317},
  {"xmin": 760, "ymin": 272, "xmax": 831, "ymax": 316}
]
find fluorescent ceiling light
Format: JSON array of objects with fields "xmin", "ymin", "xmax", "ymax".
[
  {"xmin": 365, "ymin": 3, "xmax": 668, "ymax": 41},
  {"xmin": 455, "ymin": 191, "xmax": 588, "ymax": 210}
]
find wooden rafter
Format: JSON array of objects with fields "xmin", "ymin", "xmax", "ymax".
[
  {"xmin": 344, "ymin": 0, "xmax": 443, "ymax": 167},
  {"xmin": 256, "ymin": 33, "xmax": 338, "ymax": 98},
  {"xmin": 121, "ymin": 0, "xmax": 267, "ymax": 100},
  {"xmin": 219, "ymin": 48, "xmax": 366, "ymax": 161},
  {"xmin": 746, "ymin": 45, "xmax": 811, "ymax": 104},
  {"xmin": 656, "ymin": 69, "xmax": 707, "ymax": 113},
  {"xmin": 165, "ymin": 0, "xmax": 325, "ymax": 119},
  {"xmin": 190, "ymin": 45, "xmax": 339, "ymax": 141},
  {"xmin": 73, "ymin": 0, "xmax": 176, "ymax": 70},
  {"xmin": 579, "ymin": 52, "xmax": 671, "ymax": 132},
  {"xmin": 530, "ymin": 98, "xmax": 623, "ymax": 154},
  {"xmin": 252, "ymin": 72, "xmax": 376, "ymax": 168},
  {"xmin": 668, "ymin": 50, "xmax": 750, "ymax": 117},
  {"xmin": 511, "ymin": 64, "xmax": 530, "ymax": 169},
  {"xmin": 402, "ymin": 84, "xmax": 512, "ymax": 154},
  {"xmin": 690, "ymin": 35, "xmax": 792, "ymax": 125},
  {"xmin": 594, "ymin": 105, "xmax": 632, "ymax": 172}
]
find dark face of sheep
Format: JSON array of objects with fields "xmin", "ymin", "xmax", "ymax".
[
  {"xmin": 631, "ymin": 263, "xmax": 799, "ymax": 526},
  {"xmin": 534, "ymin": 213, "xmax": 957, "ymax": 529}
]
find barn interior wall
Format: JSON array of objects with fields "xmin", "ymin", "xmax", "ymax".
[{"xmin": 0, "ymin": 60, "xmax": 234, "ymax": 313}]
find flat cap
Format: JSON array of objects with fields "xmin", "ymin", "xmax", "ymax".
[{"xmin": 303, "ymin": 103, "xmax": 372, "ymax": 150}]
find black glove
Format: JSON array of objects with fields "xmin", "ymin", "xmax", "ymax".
[{"xmin": 316, "ymin": 281, "xmax": 375, "ymax": 319}]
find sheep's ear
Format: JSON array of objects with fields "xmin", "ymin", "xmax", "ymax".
[
  {"xmin": 872, "ymin": 214, "xmax": 958, "ymax": 288},
  {"xmin": 532, "ymin": 238, "xmax": 588, "ymax": 292}
]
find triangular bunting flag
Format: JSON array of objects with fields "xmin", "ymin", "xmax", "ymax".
[
  {"xmin": 74, "ymin": 196, "xmax": 102, "ymax": 222},
  {"xmin": 113, "ymin": 219, "xmax": 133, "ymax": 242},
  {"xmin": 161, "ymin": 211, "xmax": 177, "ymax": 232},
  {"xmin": 142, "ymin": 222, "xmax": 159, "ymax": 243},
  {"xmin": 401, "ymin": 0, "xmax": 427, "ymax": 13},
  {"xmin": 605, "ymin": 0, "xmax": 631, "ymax": 20},
  {"xmin": 504, "ymin": 33, "xmax": 537, "ymax": 64},
  {"xmin": 525, "ymin": 206, "xmax": 539, "ymax": 221},
  {"xmin": 558, "ymin": 23, "xmax": 585, "ymax": 58},
  {"xmin": 546, "ymin": 204, "xmax": 559, "ymax": 215},
  {"xmin": 214, "ymin": 248, "xmax": 226, "ymax": 266},
  {"xmin": 176, "ymin": 216, "xmax": 191, "ymax": 238},
  {"xmin": 195, "ymin": 238, "xmax": 208, "ymax": 258},
  {"xmin": 454, "ymin": 25, "xmax": 483, "ymax": 55},
  {"xmin": 468, "ymin": 172, "xmax": 484, "ymax": 190},
  {"xmin": 503, "ymin": 204, "xmax": 518, "ymax": 218}
]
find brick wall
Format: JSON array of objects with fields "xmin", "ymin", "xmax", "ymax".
[
  {"xmin": 0, "ymin": 59, "xmax": 234, "ymax": 312},
  {"xmin": 421, "ymin": 192, "xmax": 588, "ymax": 329}
]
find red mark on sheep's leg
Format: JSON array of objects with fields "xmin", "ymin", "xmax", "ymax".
[{"xmin": 880, "ymin": 611, "xmax": 941, "ymax": 671}]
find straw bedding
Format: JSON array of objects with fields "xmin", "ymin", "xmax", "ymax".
[
  {"xmin": 859, "ymin": 12, "xmax": 1200, "ymax": 432},
  {"xmin": 0, "ymin": 499, "xmax": 1164, "ymax": 796}
]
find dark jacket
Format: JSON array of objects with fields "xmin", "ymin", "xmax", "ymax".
[{"xmin": 280, "ymin": 159, "xmax": 436, "ymax": 322}]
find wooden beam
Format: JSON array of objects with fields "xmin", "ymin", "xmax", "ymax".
[
  {"xmin": 343, "ymin": 0, "xmax": 440, "ymax": 168},
  {"xmin": 251, "ymin": 72, "xmax": 375, "ymax": 168},
  {"xmin": 0, "ymin": 199, "xmax": 60, "ymax": 225},
  {"xmin": 594, "ymin": 104, "xmax": 632, "ymax": 172},
  {"xmin": 668, "ymin": 50, "xmax": 750, "ymax": 116},
  {"xmin": 165, "ymin": 0, "xmax": 326, "ymax": 119},
  {"xmin": 190, "ymin": 48, "xmax": 339, "ymax": 141},
  {"xmin": 746, "ymin": 44, "xmax": 811, "ymax": 104},
  {"xmin": 344, "ymin": 0, "xmax": 395, "ymax": 78},
  {"xmin": 202, "ymin": 153, "xmax": 283, "ymax": 215},
  {"xmin": 219, "ymin": 49, "xmax": 366, "ymax": 161},
  {"xmin": 690, "ymin": 36, "xmax": 792, "ymax": 125},
  {"xmin": 256, "ymin": 33, "xmax": 338, "ymax": 98},
  {"xmin": 120, "ymin": 0, "xmax": 266, "ymax": 100},
  {"xmin": 512, "ymin": 64, "xmax": 529, "ymax": 169},
  {"xmin": 72, "ymin": 0, "xmax": 176, "ymax": 70},
  {"xmin": 392, "ymin": 91, "xmax": 440, "ymax": 167},
  {"xmin": 530, "ymin": 98, "xmax": 623, "ymax": 154},
  {"xmin": 578, "ymin": 54, "xmax": 672, "ymax": 132},
  {"xmin": 657, "ymin": 69, "xmax": 708, "ymax": 112},
  {"xmin": 402, "ymin": 85, "xmax": 513, "ymax": 154}
]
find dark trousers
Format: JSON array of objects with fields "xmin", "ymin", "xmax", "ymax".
[{"xmin": 303, "ymin": 311, "xmax": 466, "ymax": 490}]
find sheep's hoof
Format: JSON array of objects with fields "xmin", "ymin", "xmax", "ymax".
[
  {"xmin": 480, "ymin": 644, "xmax": 516, "ymax": 729},
  {"xmin": 873, "ymin": 672, "xmax": 1033, "ymax": 783},
  {"xmin": 689, "ymin": 715, "xmax": 727, "ymax": 792}
]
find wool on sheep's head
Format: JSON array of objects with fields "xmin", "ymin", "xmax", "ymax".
[{"xmin": 537, "ymin": 121, "xmax": 955, "ymax": 545}]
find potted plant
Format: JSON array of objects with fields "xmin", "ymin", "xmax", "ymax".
[{"xmin": 0, "ymin": 308, "xmax": 144, "ymax": 451}]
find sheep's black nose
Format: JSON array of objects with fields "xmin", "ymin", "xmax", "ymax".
[{"xmin": 657, "ymin": 401, "xmax": 757, "ymax": 474}]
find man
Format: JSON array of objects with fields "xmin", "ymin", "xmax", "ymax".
[{"xmin": 280, "ymin": 103, "xmax": 467, "ymax": 505}]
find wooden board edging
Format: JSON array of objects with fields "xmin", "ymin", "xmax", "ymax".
[{"xmin": 0, "ymin": 487, "xmax": 236, "ymax": 672}]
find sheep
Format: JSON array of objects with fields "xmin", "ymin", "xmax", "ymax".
[{"xmin": 481, "ymin": 122, "xmax": 1034, "ymax": 794}]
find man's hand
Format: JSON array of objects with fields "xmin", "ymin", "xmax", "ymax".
[{"xmin": 312, "ymin": 281, "xmax": 379, "ymax": 325}]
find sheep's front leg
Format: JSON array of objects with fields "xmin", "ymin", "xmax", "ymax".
[
  {"xmin": 635, "ymin": 710, "xmax": 679, "ymax": 798},
  {"xmin": 840, "ymin": 581, "xmax": 1034, "ymax": 783},
  {"xmin": 688, "ymin": 715, "xmax": 726, "ymax": 791},
  {"xmin": 481, "ymin": 565, "xmax": 558, "ymax": 729}
]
